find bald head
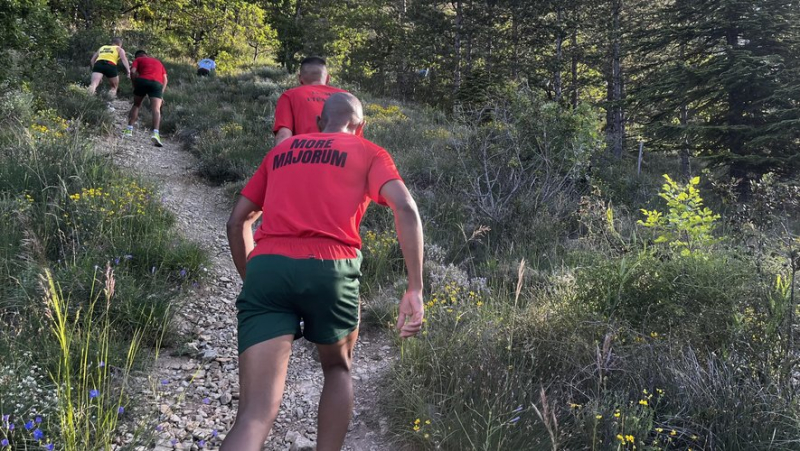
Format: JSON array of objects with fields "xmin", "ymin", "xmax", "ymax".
[
  {"xmin": 299, "ymin": 56, "xmax": 329, "ymax": 85},
  {"xmin": 318, "ymin": 93, "xmax": 364, "ymax": 134}
]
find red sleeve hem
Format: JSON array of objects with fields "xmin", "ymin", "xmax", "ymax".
[
  {"xmin": 239, "ymin": 190, "xmax": 262, "ymax": 207},
  {"xmin": 373, "ymin": 177, "xmax": 403, "ymax": 206}
]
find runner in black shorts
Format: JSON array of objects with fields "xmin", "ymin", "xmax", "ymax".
[
  {"xmin": 88, "ymin": 38, "xmax": 131, "ymax": 98},
  {"xmin": 123, "ymin": 50, "xmax": 168, "ymax": 147}
]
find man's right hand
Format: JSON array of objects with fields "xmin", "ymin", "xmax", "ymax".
[{"xmin": 397, "ymin": 289, "xmax": 424, "ymax": 338}]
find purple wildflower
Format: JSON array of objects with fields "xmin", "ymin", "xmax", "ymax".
[
  {"xmin": 161, "ymin": 379, "xmax": 169, "ymax": 385},
  {"xmin": 202, "ymin": 398, "xmax": 210, "ymax": 405},
  {"xmin": 170, "ymin": 438, "xmax": 177, "ymax": 445},
  {"xmin": 46, "ymin": 444, "xmax": 54, "ymax": 450},
  {"xmin": 33, "ymin": 428, "xmax": 44, "ymax": 441},
  {"xmin": 24, "ymin": 421, "xmax": 34, "ymax": 430},
  {"xmin": 117, "ymin": 406, "xmax": 125, "ymax": 415},
  {"xmin": 1, "ymin": 438, "xmax": 8, "ymax": 446},
  {"xmin": 8, "ymin": 423, "xmax": 14, "ymax": 431},
  {"xmin": 114, "ymin": 257, "xmax": 120, "ymax": 265},
  {"xmin": 156, "ymin": 425, "xmax": 163, "ymax": 432},
  {"xmin": 513, "ymin": 405, "xmax": 523, "ymax": 413},
  {"xmin": 509, "ymin": 416, "xmax": 520, "ymax": 424},
  {"xmin": 211, "ymin": 429, "xmax": 218, "ymax": 438},
  {"xmin": 89, "ymin": 389, "xmax": 99, "ymax": 399},
  {"xmin": 35, "ymin": 417, "xmax": 42, "ymax": 424},
  {"xmin": 198, "ymin": 440, "xmax": 205, "ymax": 448},
  {"xmin": 179, "ymin": 269, "xmax": 187, "ymax": 278},
  {"xmin": 98, "ymin": 361, "xmax": 105, "ymax": 368},
  {"xmin": 1, "ymin": 414, "xmax": 8, "ymax": 423}
]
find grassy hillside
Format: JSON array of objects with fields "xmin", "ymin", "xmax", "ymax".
[
  {"xmin": 2, "ymin": 26, "xmax": 799, "ymax": 449},
  {"xmin": 0, "ymin": 51, "xmax": 206, "ymax": 449},
  {"xmin": 152, "ymin": 61, "xmax": 800, "ymax": 449}
]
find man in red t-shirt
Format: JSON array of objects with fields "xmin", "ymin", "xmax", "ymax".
[
  {"xmin": 123, "ymin": 50, "xmax": 169, "ymax": 147},
  {"xmin": 223, "ymin": 93, "xmax": 424, "ymax": 451},
  {"xmin": 272, "ymin": 56, "xmax": 363, "ymax": 145}
]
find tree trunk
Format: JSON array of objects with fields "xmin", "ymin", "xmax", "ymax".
[
  {"xmin": 453, "ymin": 0, "xmax": 463, "ymax": 96},
  {"xmin": 725, "ymin": 20, "xmax": 748, "ymax": 195},
  {"xmin": 679, "ymin": 44, "xmax": 690, "ymax": 179},
  {"xmin": 680, "ymin": 103, "xmax": 691, "ymax": 179},
  {"xmin": 511, "ymin": 6, "xmax": 519, "ymax": 80},
  {"xmin": 606, "ymin": 0, "xmax": 625, "ymax": 159},
  {"xmin": 571, "ymin": 28, "xmax": 579, "ymax": 109},
  {"xmin": 554, "ymin": 5, "xmax": 564, "ymax": 102}
]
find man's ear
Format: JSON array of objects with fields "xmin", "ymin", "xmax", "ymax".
[
  {"xmin": 325, "ymin": 73, "xmax": 331, "ymax": 85},
  {"xmin": 298, "ymin": 74, "xmax": 304, "ymax": 85},
  {"xmin": 355, "ymin": 119, "xmax": 366, "ymax": 135}
]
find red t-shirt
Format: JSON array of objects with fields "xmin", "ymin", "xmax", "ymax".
[
  {"xmin": 132, "ymin": 57, "xmax": 167, "ymax": 83},
  {"xmin": 241, "ymin": 133, "xmax": 402, "ymax": 260},
  {"xmin": 273, "ymin": 85, "xmax": 363, "ymax": 137}
]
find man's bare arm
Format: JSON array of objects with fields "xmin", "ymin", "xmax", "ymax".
[
  {"xmin": 226, "ymin": 196, "xmax": 263, "ymax": 280},
  {"xmin": 275, "ymin": 127, "xmax": 293, "ymax": 145},
  {"xmin": 90, "ymin": 51, "xmax": 99, "ymax": 66},
  {"xmin": 380, "ymin": 180, "xmax": 424, "ymax": 338},
  {"xmin": 118, "ymin": 47, "xmax": 131, "ymax": 76},
  {"xmin": 162, "ymin": 74, "xmax": 168, "ymax": 92}
]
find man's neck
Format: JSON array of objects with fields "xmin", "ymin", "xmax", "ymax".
[
  {"xmin": 321, "ymin": 127, "xmax": 352, "ymax": 134},
  {"xmin": 302, "ymin": 80, "xmax": 326, "ymax": 86}
]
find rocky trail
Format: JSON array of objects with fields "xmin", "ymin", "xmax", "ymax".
[{"xmin": 104, "ymin": 98, "xmax": 397, "ymax": 451}]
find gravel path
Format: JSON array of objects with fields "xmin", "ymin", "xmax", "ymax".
[{"xmin": 105, "ymin": 99, "xmax": 397, "ymax": 451}]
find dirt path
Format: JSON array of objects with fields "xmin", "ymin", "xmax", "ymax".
[{"xmin": 105, "ymin": 99, "xmax": 396, "ymax": 451}]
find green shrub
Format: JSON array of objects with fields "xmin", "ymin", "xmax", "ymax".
[
  {"xmin": 639, "ymin": 175, "xmax": 720, "ymax": 255},
  {"xmin": 574, "ymin": 251, "xmax": 758, "ymax": 350}
]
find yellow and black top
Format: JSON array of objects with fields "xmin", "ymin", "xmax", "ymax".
[{"xmin": 95, "ymin": 45, "xmax": 120, "ymax": 65}]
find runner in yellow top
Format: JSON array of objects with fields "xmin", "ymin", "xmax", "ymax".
[{"xmin": 88, "ymin": 37, "xmax": 131, "ymax": 98}]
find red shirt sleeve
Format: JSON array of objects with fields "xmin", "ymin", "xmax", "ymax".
[
  {"xmin": 161, "ymin": 63, "xmax": 167, "ymax": 83},
  {"xmin": 241, "ymin": 156, "xmax": 269, "ymax": 207},
  {"xmin": 273, "ymin": 93, "xmax": 294, "ymax": 134},
  {"xmin": 367, "ymin": 144, "xmax": 402, "ymax": 205}
]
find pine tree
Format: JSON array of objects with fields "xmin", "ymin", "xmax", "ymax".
[{"xmin": 634, "ymin": 0, "xmax": 800, "ymax": 183}]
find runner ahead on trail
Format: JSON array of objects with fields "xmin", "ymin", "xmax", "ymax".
[
  {"xmin": 272, "ymin": 56, "xmax": 363, "ymax": 145},
  {"xmin": 197, "ymin": 57, "xmax": 216, "ymax": 76},
  {"xmin": 223, "ymin": 93, "xmax": 424, "ymax": 451},
  {"xmin": 123, "ymin": 50, "xmax": 168, "ymax": 147},
  {"xmin": 87, "ymin": 37, "xmax": 131, "ymax": 98}
]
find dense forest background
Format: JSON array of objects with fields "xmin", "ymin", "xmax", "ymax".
[{"xmin": 4, "ymin": 0, "xmax": 800, "ymax": 182}]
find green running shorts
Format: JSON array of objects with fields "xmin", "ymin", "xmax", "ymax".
[
  {"xmin": 133, "ymin": 78, "xmax": 163, "ymax": 99},
  {"xmin": 236, "ymin": 253, "xmax": 362, "ymax": 354}
]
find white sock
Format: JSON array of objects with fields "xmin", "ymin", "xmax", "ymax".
[
  {"xmin": 126, "ymin": 125, "xmax": 133, "ymax": 130},
  {"xmin": 153, "ymin": 129, "xmax": 159, "ymax": 134}
]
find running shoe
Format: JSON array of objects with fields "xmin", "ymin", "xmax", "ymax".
[
  {"xmin": 121, "ymin": 128, "xmax": 132, "ymax": 138},
  {"xmin": 151, "ymin": 131, "xmax": 163, "ymax": 147}
]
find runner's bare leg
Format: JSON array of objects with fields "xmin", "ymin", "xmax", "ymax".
[
  {"xmin": 220, "ymin": 335, "xmax": 293, "ymax": 451},
  {"xmin": 149, "ymin": 97, "xmax": 163, "ymax": 130},
  {"xmin": 87, "ymin": 72, "xmax": 104, "ymax": 95},
  {"xmin": 107, "ymin": 76, "xmax": 119, "ymax": 98},
  {"xmin": 128, "ymin": 95, "xmax": 145, "ymax": 126},
  {"xmin": 316, "ymin": 329, "xmax": 359, "ymax": 451}
]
